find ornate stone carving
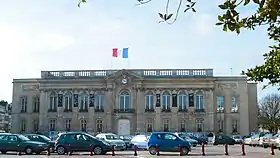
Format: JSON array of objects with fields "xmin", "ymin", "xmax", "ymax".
[{"xmin": 217, "ymin": 83, "xmax": 237, "ymax": 89}]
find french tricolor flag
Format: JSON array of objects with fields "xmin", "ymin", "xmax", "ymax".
[{"xmin": 112, "ymin": 48, "xmax": 129, "ymax": 58}]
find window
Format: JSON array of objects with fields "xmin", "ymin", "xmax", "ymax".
[
  {"xmin": 163, "ymin": 133, "xmax": 176, "ymax": 140},
  {"xmin": 218, "ymin": 120, "xmax": 224, "ymax": 132},
  {"xmin": 119, "ymin": 91, "xmax": 130, "ymax": 110},
  {"xmin": 145, "ymin": 91, "xmax": 154, "ymax": 110},
  {"xmin": 217, "ymin": 96, "xmax": 224, "ymax": 112},
  {"xmin": 81, "ymin": 119, "xmax": 87, "ymax": 131},
  {"xmin": 162, "ymin": 91, "xmax": 170, "ymax": 109},
  {"xmin": 64, "ymin": 92, "xmax": 72, "ymax": 110},
  {"xmin": 195, "ymin": 91, "xmax": 204, "ymax": 109},
  {"xmin": 178, "ymin": 91, "xmax": 188, "ymax": 110},
  {"xmin": 96, "ymin": 119, "xmax": 103, "ymax": 132},
  {"xmin": 180, "ymin": 119, "xmax": 186, "ymax": 132},
  {"xmin": 49, "ymin": 92, "xmax": 57, "ymax": 111},
  {"xmin": 147, "ymin": 119, "xmax": 153, "ymax": 132},
  {"xmin": 96, "ymin": 93, "xmax": 104, "ymax": 110},
  {"xmin": 196, "ymin": 119, "xmax": 203, "ymax": 132},
  {"xmin": 33, "ymin": 120, "xmax": 39, "ymax": 132},
  {"xmin": 33, "ymin": 97, "xmax": 40, "ymax": 112},
  {"xmin": 65, "ymin": 119, "xmax": 71, "ymax": 131},
  {"xmin": 49, "ymin": 119, "xmax": 56, "ymax": 131},
  {"xmin": 21, "ymin": 120, "xmax": 26, "ymax": 132},
  {"xmin": 80, "ymin": 92, "xmax": 88, "ymax": 111},
  {"xmin": 231, "ymin": 96, "xmax": 238, "ymax": 112},
  {"xmin": 163, "ymin": 119, "xmax": 170, "ymax": 132},
  {"xmin": 232, "ymin": 120, "xmax": 238, "ymax": 133},
  {"xmin": 20, "ymin": 96, "xmax": 27, "ymax": 112}
]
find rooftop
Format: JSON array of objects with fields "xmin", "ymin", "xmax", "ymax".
[{"xmin": 41, "ymin": 69, "xmax": 214, "ymax": 79}]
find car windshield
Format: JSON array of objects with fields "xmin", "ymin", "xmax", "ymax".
[
  {"xmin": 233, "ymin": 135, "xmax": 242, "ymax": 139},
  {"xmin": 105, "ymin": 135, "xmax": 119, "ymax": 140},
  {"xmin": 19, "ymin": 135, "xmax": 30, "ymax": 141},
  {"xmin": 40, "ymin": 135, "xmax": 51, "ymax": 141},
  {"xmin": 263, "ymin": 134, "xmax": 273, "ymax": 138}
]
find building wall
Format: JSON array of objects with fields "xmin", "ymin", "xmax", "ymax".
[
  {"xmin": 11, "ymin": 69, "xmax": 258, "ymax": 136},
  {"xmin": 247, "ymin": 83, "xmax": 258, "ymax": 132}
]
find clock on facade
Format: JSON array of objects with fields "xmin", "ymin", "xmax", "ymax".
[{"xmin": 121, "ymin": 78, "xmax": 128, "ymax": 84}]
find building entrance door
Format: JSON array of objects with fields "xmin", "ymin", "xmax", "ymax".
[{"xmin": 117, "ymin": 119, "xmax": 130, "ymax": 135}]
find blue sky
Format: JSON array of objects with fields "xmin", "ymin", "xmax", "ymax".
[{"xmin": 0, "ymin": 0, "xmax": 278, "ymax": 102}]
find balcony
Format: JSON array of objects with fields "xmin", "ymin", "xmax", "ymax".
[
  {"xmin": 161, "ymin": 107, "xmax": 171, "ymax": 112},
  {"xmin": 20, "ymin": 110, "xmax": 27, "ymax": 113},
  {"xmin": 114, "ymin": 109, "xmax": 135, "ymax": 113},
  {"xmin": 95, "ymin": 108, "xmax": 104, "ymax": 112},
  {"xmin": 64, "ymin": 109, "xmax": 73, "ymax": 112},
  {"xmin": 33, "ymin": 109, "xmax": 39, "ymax": 113},
  {"xmin": 47, "ymin": 109, "xmax": 57, "ymax": 112},
  {"xmin": 195, "ymin": 109, "xmax": 205, "ymax": 113},
  {"xmin": 178, "ymin": 108, "xmax": 188, "ymax": 112},
  {"xmin": 145, "ymin": 108, "xmax": 155, "ymax": 112},
  {"xmin": 79, "ymin": 109, "xmax": 88, "ymax": 112},
  {"xmin": 231, "ymin": 107, "xmax": 239, "ymax": 113},
  {"xmin": 217, "ymin": 107, "xmax": 224, "ymax": 113}
]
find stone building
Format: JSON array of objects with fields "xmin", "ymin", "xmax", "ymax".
[
  {"xmin": 0, "ymin": 103, "xmax": 11, "ymax": 132},
  {"xmin": 11, "ymin": 69, "xmax": 258, "ymax": 136}
]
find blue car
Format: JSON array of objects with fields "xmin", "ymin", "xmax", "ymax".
[
  {"xmin": 147, "ymin": 132, "xmax": 191, "ymax": 155},
  {"xmin": 174, "ymin": 132, "xmax": 198, "ymax": 147}
]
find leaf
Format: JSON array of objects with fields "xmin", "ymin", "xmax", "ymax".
[
  {"xmin": 244, "ymin": 0, "xmax": 250, "ymax": 5},
  {"xmin": 253, "ymin": 0, "xmax": 260, "ymax": 4},
  {"xmin": 158, "ymin": 13, "xmax": 164, "ymax": 19},
  {"xmin": 191, "ymin": 8, "xmax": 196, "ymax": 12},
  {"xmin": 191, "ymin": 2, "xmax": 196, "ymax": 7},
  {"xmin": 223, "ymin": 25, "xmax": 228, "ymax": 31},
  {"xmin": 164, "ymin": 14, "xmax": 167, "ymax": 20},
  {"xmin": 216, "ymin": 22, "xmax": 224, "ymax": 25},
  {"xmin": 187, "ymin": 0, "xmax": 191, "ymax": 2},
  {"xmin": 218, "ymin": 15, "xmax": 224, "ymax": 21},
  {"xmin": 166, "ymin": 14, "xmax": 173, "ymax": 20},
  {"xmin": 184, "ymin": 8, "xmax": 190, "ymax": 12},
  {"xmin": 218, "ymin": 4, "xmax": 227, "ymax": 10}
]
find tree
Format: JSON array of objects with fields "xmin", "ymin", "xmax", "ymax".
[
  {"xmin": 258, "ymin": 93, "xmax": 280, "ymax": 133},
  {"xmin": 0, "ymin": 100, "xmax": 8, "ymax": 107},
  {"xmin": 79, "ymin": 0, "xmax": 280, "ymax": 88}
]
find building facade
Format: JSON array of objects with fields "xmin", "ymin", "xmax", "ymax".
[
  {"xmin": 0, "ymin": 103, "xmax": 11, "ymax": 132},
  {"xmin": 11, "ymin": 69, "xmax": 258, "ymax": 136}
]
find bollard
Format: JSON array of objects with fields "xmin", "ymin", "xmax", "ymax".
[
  {"xmin": 224, "ymin": 144, "xmax": 229, "ymax": 155},
  {"xmin": 133, "ymin": 144, "xmax": 138, "ymax": 156},
  {"xmin": 68, "ymin": 144, "xmax": 72, "ymax": 156},
  {"xmin": 179, "ymin": 144, "xmax": 183, "ymax": 156},
  {"xmin": 17, "ymin": 144, "xmax": 22, "ymax": 156},
  {"xmin": 271, "ymin": 144, "xmax": 275, "ymax": 155},
  {"xmin": 47, "ymin": 144, "xmax": 51, "ymax": 156},
  {"xmin": 111, "ymin": 145, "xmax": 115, "ymax": 156},
  {"xmin": 156, "ymin": 144, "xmax": 160, "ymax": 156},
  {"xmin": 202, "ymin": 143, "xmax": 205, "ymax": 156},
  {"xmin": 241, "ymin": 143, "xmax": 245, "ymax": 156},
  {"xmin": 90, "ymin": 144, "xmax": 93, "ymax": 156}
]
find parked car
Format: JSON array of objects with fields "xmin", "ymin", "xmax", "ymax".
[
  {"xmin": 250, "ymin": 134, "xmax": 261, "ymax": 146},
  {"xmin": 25, "ymin": 134, "xmax": 55, "ymax": 152},
  {"xmin": 147, "ymin": 132, "xmax": 191, "ymax": 156},
  {"xmin": 262, "ymin": 133, "xmax": 275, "ymax": 148},
  {"xmin": 174, "ymin": 132, "xmax": 198, "ymax": 147},
  {"xmin": 274, "ymin": 134, "xmax": 280, "ymax": 150},
  {"xmin": 244, "ymin": 136, "xmax": 252, "ymax": 145},
  {"xmin": 95, "ymin": 133, "xmax": 126, "ymax": 151},
  {"xmin": 0, "ymin": 133, "xmax": 48, "ymax": 154},
  {"xmin": 213, "ymin": 135, "xmax": 235, "ymax": 145},
  {"xmin": 231, "ymin": 135, "xmax": 243, "ymax": 144},
  {"xmin": 55, "ymin": 132, "xmax": 111, "ymax": 155},
  {"xmin": 130, "ymin": 135, "xmax": 148, "ymax": 150},
  {"xmin": 118, "ymin": 135, "xmax": 133, "ymax": 149}
]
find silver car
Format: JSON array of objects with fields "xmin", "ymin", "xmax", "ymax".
[{"xmin": 96, "ymin": 133, "xmax": 126, "ymax": 151}]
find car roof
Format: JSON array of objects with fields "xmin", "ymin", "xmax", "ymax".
[
  {"xmin": 60, "ymin": 132, "xmax": 87, "ymax": 135},
  {"xmin": 151, "ymin": 132, "xmax": 173, "ymax": 134}
]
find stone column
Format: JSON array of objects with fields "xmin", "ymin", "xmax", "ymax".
[
  {"xmin": 104, "ymin": 89, "xmax": 113, "ymax": 132},
  {"xmin": 224, "ymin": 90, "xmax": 231, "ymax": 135},
  {"xmin": 206, "ymin": 89, "xmax": 215, "ymax": 132},
  {"xmin": 136, "ymin": 89, "xmax": 145, "ymax": 132},
  {"xmin": 39, "ymin": 90, "xmax": 48, "ymax": 131}
]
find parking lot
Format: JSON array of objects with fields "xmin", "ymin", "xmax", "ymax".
[{"xmin": 0, "ymin": 145, "xmax": 279, "ymax": 158}]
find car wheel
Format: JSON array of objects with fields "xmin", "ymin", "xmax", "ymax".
[
  {"xmin": 35, "ymin": 152, "xmax": 41, "ymax": 155},
  {"xmin": 25, "ymin": 147, "xmax": 33, "ymax": 155},
  {"xmin": 181, "ymin": 147, "xmax": 190, "ymax": 155},
  {"xmin": 149, "ymin": 146, "xmax": 157, "ymax": 155},
  {"xmin": 193, "ymin": 145, "xmax": 197, "ymax": 147},
  {"xmin": 93, "ymin": 146, "xmax": 103, "ymax": 155},
  {"xmin": 56, "ymin": 146, "xmax": 66, "ymax": 155}
]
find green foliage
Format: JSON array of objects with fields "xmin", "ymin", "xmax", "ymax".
[
  {"xmin": 0, "ymin": 100, "xmax": 8, "ymax": 107},
  {"xmin": 258, "ymin": 93, "xmax": 280, "ymax": 133},
  {"xmin": 78, "ymin": 0, "xmax": 280, "ymax": 88}
]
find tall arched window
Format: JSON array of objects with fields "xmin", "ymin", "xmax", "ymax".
[
  {"xmin": 162, "ymin": 91, "xmax": 170, "ymax": 109},
  {"xmin": 195, "ymin": 91, "xmax": 204, "ymax": 110},
  {"xmin": 145, "ymin": 91, "xmax": 154, "ymax": 110},
  {"xmin": 80, "ymin": 92, "xmax": 88, "ymax": 112},
  {"xmin": 96, "ymin": 92, "xmax": 104, "ymax": 110},
  {"xmin": 119, "ymin": 91, "xmax": 130, "ymax": 111},
  {"xmin": 64, "ymin": 92, "xmax": 72, "ymax": 111},
  {"xmin": 178, "ymin": 91, "xmax": 188, "ymax": 110},
  {"xmin": 49, "ymin": 91, "xmax": 57, "ymax": 111}
]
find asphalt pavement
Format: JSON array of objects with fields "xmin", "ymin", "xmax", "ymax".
[{"xmin": 0, "ymin": 145, "xmax": 279, "ymax": 158}]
